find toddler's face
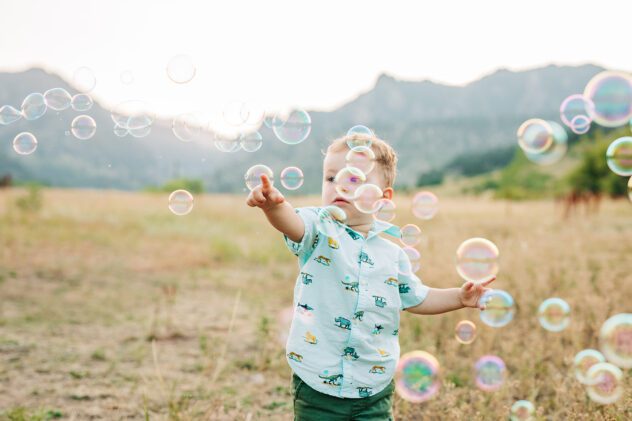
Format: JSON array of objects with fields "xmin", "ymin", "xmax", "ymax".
[{"xmin": 321, "ymin": 149, "xmax": 392, "ymax": 224}]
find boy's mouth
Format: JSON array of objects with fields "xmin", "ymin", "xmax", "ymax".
[{"xmin": 332, "ymin": 197, "xmax": 350, "ymax": 206}]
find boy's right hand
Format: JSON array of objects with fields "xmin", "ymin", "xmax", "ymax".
[{"xmin": 246, "ymin": 174, "xmax": 286, "ymax": 211}]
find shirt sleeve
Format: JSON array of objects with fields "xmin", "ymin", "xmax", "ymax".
[
  {"xmin": 397, "ymin": 247, "xmax": 430, "ymax": 311},
  {"xmin": 284, "ymin": 207, "xmax": 321, "ymax": 266}
]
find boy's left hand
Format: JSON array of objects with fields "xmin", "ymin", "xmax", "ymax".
[{"xmin": 459, "ymin": 276, "xmax": 496, "ymax": 310}]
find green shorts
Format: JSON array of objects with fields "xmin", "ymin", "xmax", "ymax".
[{"xmin": 291, "ymin": 373, "xmax": 395, "ymax": 421}]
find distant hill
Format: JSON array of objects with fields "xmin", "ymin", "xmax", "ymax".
[{"xmin": 0, "ymin": 64, "xmax": 608, "ymax": 193}]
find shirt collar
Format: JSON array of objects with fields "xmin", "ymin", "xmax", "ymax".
[
  {"xmin": 341, "ymin": 219, "xmax": 400, "ymax": 240},
  {"xmin": 369, "ymin": 219, "xmax": 401, "ymax": 239}
]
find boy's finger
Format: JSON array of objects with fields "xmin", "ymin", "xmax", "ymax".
[
  {"xmin": 260, "ymin": 174, "xmax": 271, "ymax": 194},
  {"xmin": 481, "ymin": 276, "xmax": 496, "ymax": 287},
  {"xmin": 463, "ymin": 281, "xmax": 474, "ymax": 291}
]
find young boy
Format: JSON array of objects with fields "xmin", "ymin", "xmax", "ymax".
[{"xmin": 246, "ymin": 135, "xmax": 494, "ymax": 420}]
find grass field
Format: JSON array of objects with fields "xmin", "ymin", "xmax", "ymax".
[{"xmin": 0, "ymin": 188, "xmax": 630, "ymax": 420}]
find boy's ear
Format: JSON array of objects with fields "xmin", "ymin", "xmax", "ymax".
[{"xmin": 383, "ymin": 187, "xmax": 394, "ymax": 200}]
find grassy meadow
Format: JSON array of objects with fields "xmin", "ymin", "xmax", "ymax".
[{"xmin": 0, "ymin": 187, "xmax": 630, "ymax": 420}]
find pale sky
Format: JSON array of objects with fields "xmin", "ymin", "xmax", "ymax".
[{"xmin": 1, "ymin": 0, "xmax": 630, "ymax": 120}]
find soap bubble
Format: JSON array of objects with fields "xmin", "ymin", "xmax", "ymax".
[
  {"xmin": 72, "ymin": 66, "xmax": 96, "ymax": 93},
  {"xmin": 240, "ymin": 102, "xmax": 266, "ymax": 127},
  {"xmin": 0, "ymin": 105, "xmax": 22, "ymax": 125},
  {"xmin": 214, "ymin": 133, "xmax": 241, "ymax": 153},
  {"xmin": 479, "ymin": 290, "xmax": 515, "ymax": 328},
  {"xmin": 335, "ymin": 167, "xmax": 366, "ymax": 200},
  {"xmin": 583, "ymin": 71, "xmax": 632, "ymax": 127},
  {"xmin": 128, "ymin": 125, "xmax": 151, "ymax": 138},
  {"xmin": 399, "ymin": 247, "xmax": 421, "ymax": 275},
  {"xmin": 239, "ymin": 131, "xmax": 263, "ymax": 152},
  {"xmin": 245, "ymin": 164, "xmax": 273, "ymax": 191},
  {"xmin": 111, "ymin": 100, "xmax": 154, "ymax": 131},
  {"xmin": 44, "ymin": 88, "xmax": 72, "ymax": 111},
  {"xmin": 346, "ymin": 146, "xmax": 376, "ymax": 174},
  {"xmin": 263, "ymin": 115, "xmax": 282, "ymax": 129},
  {"xmin": 510, "ymin": 400, "xmax": 535, "ymax": 421},
  {"xmin": 168, "ymin": 190, "xmax": 194, "ymax": 216},
  {"xmin": 400, "ymin": 224, "xmax": 421, "ymax": 247},
  {"xmin": 374, "ymin": 198, "xmax": 396, "ymax": 222},
  {"xmin": 517, "ymin": 118, "xmax": 553, "ymax": 153},
  {"xmin": 574, "ymin": 349, "xmax": 606, "ymax": 384},
  {"xmin": 280, "ymin": 166, "xmax": 304, "ymax": 190},
  {"xmin": 455, "ymin": 320, "xmax": 477, "ymax": 344},
  {"xmin": 71, "ymin": 94, "xmax": 93, "ymax": 112},
  {"xmin": 455, "ymin": 238, "xmax": 499, "ymax": 283},
  {"xmin": 395, "ymin": 351, "xmax": 440, "ymax": 403},
  {"xmin": 585, "ymin": 362, "xmax": 623, "ymax": 404},
  {"xmin": 560, "ymin": 94, "xmax": 595, "ymax": 128},
  {"xmin": 166, "ymin": 54, "xmax": 196, "ymax": 84},
  {"xmin": 606, "ymin": 137, "xmax": 632, "ymax": 176},
  {"xmin": 412, "ymin": 191, "xmax": 439, "ymax": 220},
  {"xmin": 222, "ymin": 100, "xmax": 250, "ymax": 126},
  {"xmin": 12, "ymin": 132, "xmax": 38, "ymax": 155},
  {"xmin": 113, "ymin": 124, "xmax": 128, "ymax": 137},
  {"xmin": 272, "ymin": 109, "xmax": 311, "ymax": 145},
  {"xmin": 570, "ymin": 115, "xmax": 591, "ymax": 135},
  {"xmin": 599, "ymin": 313, "xmax": 632, "ymax": 368},
  {"xmin": 172, "ymin": 113, "xmax": 203, "ymax": 142},
  {"xmin": 525, "ymin": 121, "xmax": 569, "ymax": 166},
  {"xmin": 353, "ymin": 183, "xmax": 383, "ymax": 214},
  {"xmin": 474, "ymin": 355, "xmax": 506, "ymax": 392},
  {"xmin": 71, "ymin": 115, "xmax": 97, "ymax": 140},
  {"xmin": 222, "ymin": 101, "xmax": 265, "ymax": 128},
  {"xmin": 316, "ymin": 206, "xmax": 347, "ymax": 239},
  {"xmin": 21, "ymin": 93, "xmax": 47, "ymax": 120},
  {"xmin": 347, "ymin": 125, "xmax": 374, "ymax": 138},
  {"xmin": 537, "ymin": 298, "xmax": 570, "ymax": 332},
  {"xmin": 346, "ymin": 133, "xmax": 373, "ymax": 149}
]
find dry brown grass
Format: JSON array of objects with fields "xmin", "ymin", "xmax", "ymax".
[{"xmin": 0, "ymin": 188, "xmax": 630, "ymax": 420}]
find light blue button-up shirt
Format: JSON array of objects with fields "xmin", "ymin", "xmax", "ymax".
[{"xmin": 284, "ymin": 207, "xmax": 429, "ymax": 399}]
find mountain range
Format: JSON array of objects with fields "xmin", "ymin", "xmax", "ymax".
[{"xmin": 0, "ymin": 63, "xmax": 607, "ymax": 193}]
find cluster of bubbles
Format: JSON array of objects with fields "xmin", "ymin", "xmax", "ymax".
[
  {"xmin": 111, "ymin": 99, "xmax": 155, "ymax": 139},
  {"xmin": 517, "ymin": 71, "xmax": 632, "ymax": 184},
  {"xmin": 570, "ymin": 313, "xmax": 631, "ymax": 404},
  {"xmin": 243, "ymin": 164, "xmax": 305, "ymax": 192},
  {"xmin": 396, "ymin": 227, "xmax": 626, "ymax": 413},
  {"xmin": 2, "ymin": 77, "xmax": 98, "ymax": 155}
]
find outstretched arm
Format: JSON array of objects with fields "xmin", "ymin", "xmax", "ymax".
[
  {"xmin": 405, "ymin": 277, "xmax": 495, "ymax": 315},
  {"xmin": 246, "ymin": 174, "xmax": 304, "ymax": 242}
]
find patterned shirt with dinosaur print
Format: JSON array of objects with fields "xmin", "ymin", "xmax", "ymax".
[{"xmin": 284, "ymin": 207, "xmax": 429, "ymax": 399}]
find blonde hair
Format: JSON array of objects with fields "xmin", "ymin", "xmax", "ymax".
[{"xmin": 327, "ymin": 134, "xmax": 398, "ymax": 188}]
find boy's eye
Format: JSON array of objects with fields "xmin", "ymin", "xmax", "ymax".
[{"xmin": 326, "ymin": 176, "xmax": 335, "ymax": 182}]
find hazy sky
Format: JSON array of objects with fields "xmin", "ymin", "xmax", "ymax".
[{"xmin": 1, "ymin": 0, "xmax": 630, "ymax": 119}]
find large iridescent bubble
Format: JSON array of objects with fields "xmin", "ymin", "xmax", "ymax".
[
  {"xmin": 395, "ymin": 351, "xmax": 441, "ymax": 402},
  {"xmin": 583, "ymin": 71, "xmax": 632, "ymax": 128}
]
